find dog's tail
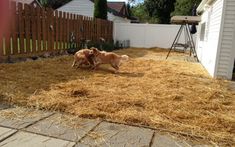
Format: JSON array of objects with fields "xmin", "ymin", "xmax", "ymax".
[{"xmin": 121, "ymin": 55, "xmax": 129, "ymax": 62}]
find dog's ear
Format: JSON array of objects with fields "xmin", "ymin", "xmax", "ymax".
[
  {"xmin": 90, "ymin": 47, "xmax": 95, "ymax": 50},
  {"xmin": 90, "ymin": 47, "xmax": 98, "ymax": 50},
  {"xmin": 91, "ymin": 47, "xmax": 99, "ymax": 53}
]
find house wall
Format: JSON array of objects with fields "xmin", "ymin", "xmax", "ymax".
[
  {"xmin": 14, "ymin": 0, "xmax": 41, "ymax": 8},
  {"xmin": 57, "ymin": 0, "xmax": 94, "ymax": 17},
  {"xmin": 114, "ymin": 23, "xmax": 197, "ymax": 48},
  {"xmin": 57, "ymin": 0, "xmax": 130, "ymax": 23},
  {"xmin": 108, "ymin": 13, "xmax": 131, "ymax": 23},
  {"xmin": 216, "ymin": 0, "xmax": 235, "ymax": 79},
  {"xmin": 196, "ymin": 0, "xmax": 224, "ymax": 77}
]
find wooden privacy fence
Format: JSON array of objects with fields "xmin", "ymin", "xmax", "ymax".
[{"xmin": 0, "ymin": 1, "xmax": 113, "ymax": 57}]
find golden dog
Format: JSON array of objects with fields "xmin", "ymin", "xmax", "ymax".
[
  {"xmin": 91, "ymin": 47, "xmax": 129, "ymax": 72},
  {"xmin": 71, "ymin": 49, "xmax": 95, "ymax": 68}
]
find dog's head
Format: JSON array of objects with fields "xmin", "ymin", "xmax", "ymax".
[{"xmin": 90, "ymin": 47, "xmax": 100, "ymax": 56}]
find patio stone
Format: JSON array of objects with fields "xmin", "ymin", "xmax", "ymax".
[
  {"xmin": 0, "ymin": 127, "xmax": 17, "ymax": 142},
  {"xmin": 151, "ymin": 133, "xmax": 191, "ymax": 147},
  {"xmin": 0, "ymin": 107, "xmax": 53, "ymax": 129},
  {"xmin": 80, "ymin": 122, "xmax": 154, "ymax": 147},
  {"xmin": 0, "ymin": 131, "xmax": 75, "ymax": 147},
  {"xmin": 25, "ymin": 113, "xmax": 101, "ymax": 142},
  {"xmin": 74, "ymin": 142, "xmax": 90, "ymax": 147}
]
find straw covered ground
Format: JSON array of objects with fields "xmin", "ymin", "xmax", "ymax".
[{"xmin": 0, "ymin": 48, "xmax": 234, "ymax": 146}]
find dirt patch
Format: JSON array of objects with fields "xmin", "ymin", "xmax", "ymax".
[{"xmin": 0, "ymin": 48, "xmax": 234, "ymax": 146}]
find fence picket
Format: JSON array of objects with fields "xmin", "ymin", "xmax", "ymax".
[
  {"xmin": 0, "ymin": 2, "xmax": 113, "ymax": 58},
  {"xmin": 31, "ymin": 6, "xmax": 37, "ymax": 52},
  {"xmin": 63, "ymin": 12, "xmax": 67, "ymax": 49},
  {"xmin": 11, "ymin": 1, "xmax": 18, "ymax": 55},
  {"xmin": 4, "ymin": 2, "xmax": 11, "ymax": 55},
  {"xmin": 18, "ymin": 3, "xmax": 24, "ymax": 53},
  {"xmin": 24, "ymin": 4, "xmax": 31, "ymax": 53},
  {"xmin": 50, "ymin": 9, "xmax": 54, "ymax": 51},
  {"xmin": 54, "ymin": 10, "xmax": 58, "ymax": 50},
  {"xmin": 42, "ymin": 8, "xmax": 46, "ymax": 51},
  {"xmin": 36, "ymin": 7, "xmax": 41, "ymax": 51},
  {"xmin": 60, "ymin": 11, "xmax": 63, "ymax": 50},
  {"xmin": 0, "ymin": 30, "xmax": 2, "ymax": 56},
  {"xmin": 46, "ymin": 8, "xmax": 51, "ymax": 51}
]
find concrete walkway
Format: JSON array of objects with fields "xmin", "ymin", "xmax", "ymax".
[{"xmin": 0, "ymin": 105, "xmax": 210, "ymax": 147}]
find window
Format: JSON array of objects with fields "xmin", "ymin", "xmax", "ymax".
[{"xmin": 200, "ymin": 22, "xmax": 206, "ymax": 41}]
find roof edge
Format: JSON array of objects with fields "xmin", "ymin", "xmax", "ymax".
[{"xmin": 197, "ymin": 0, "xmax": 215, "ymax": 14}]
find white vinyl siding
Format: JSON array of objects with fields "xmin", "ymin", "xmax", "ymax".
[
  {"xmin": 57, "ymin": 0, "xmax": 130, "ymax": 23},
  {"xmin": 217, "ymin": 0, "xmax": 235, "ymax": 79},
  {"xmin": 196, "ymin": 0, "xmax": 224, "ymax": 77},
  {"xmin": 57, "ymin": 0, "xmax": 94, "ymax": 17},
  {"xmin": 200, "ymin": 22, "xmax": 206, "ymax": 41},
  {"xmin": 108, "ymin": 13, "xmax": 131, "ymax": 23}
]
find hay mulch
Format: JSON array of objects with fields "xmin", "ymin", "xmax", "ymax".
[{"xmin": 0, "ymin": 48, "xmax": 234, "ymax": 146}]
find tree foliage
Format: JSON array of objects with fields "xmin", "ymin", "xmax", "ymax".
[
  {"xmin": 127, "ymin": 3, "xmax": 132, "ymax": 17},
  {"xmin": 172, "ymin": 0, "xmax": 201, "ymax": 16},
  {"xmin": 145, "ymin": 0, "xmax": 176, "ymax": 24},
  {"xmin": 131, "ymin": 3, "xmax": 158, "ymax": 23},
  {"xmin": 94, "ymin": 0, "xmax": 108, "ymax": 20},
  {"xmin": 39, "ymin": 0, "xmax": 72, "ymax": 9}
]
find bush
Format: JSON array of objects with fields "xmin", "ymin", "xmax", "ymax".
[{"xmin": 87, "ymin": 41, "xmax": 115, "ymax": 52}]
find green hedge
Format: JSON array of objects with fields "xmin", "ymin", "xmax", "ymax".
[{"xmin": 87, "ymin": 41, "xmax": 115, "ymax": 52}]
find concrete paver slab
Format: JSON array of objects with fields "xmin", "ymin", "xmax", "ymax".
[
  {"xmin": 74, "ymin": 142, "xmax": 90, "ymax": 147},
  {"xmin": 0, "ymin": 107, "xmax": 53, "ymax": 129},
  {"xmin": 0, "ymin": 127, "xmax": 17, "ymax": 141},
  {"xmin": 25, "ymin": 113, "xmax": 101, "ymax": 142},
  {"xmin": 0, "ymin": 131, "xmax": 75, "ymax": 147},
  {"xmin": 80, "ymin": 122, "xmax": 154, "ymax": 147},
  {"xmin": 151, "ymin": 133, "xmax": 191, "ymax": 147}
]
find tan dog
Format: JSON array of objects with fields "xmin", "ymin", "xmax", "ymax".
[
  {"xmin": 91, "ymin": 47, "xmax": 129, "ymax": 72},
  {"xmin": 72, "ymin": 49, "xmax": 95, "ymax": 68}
]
